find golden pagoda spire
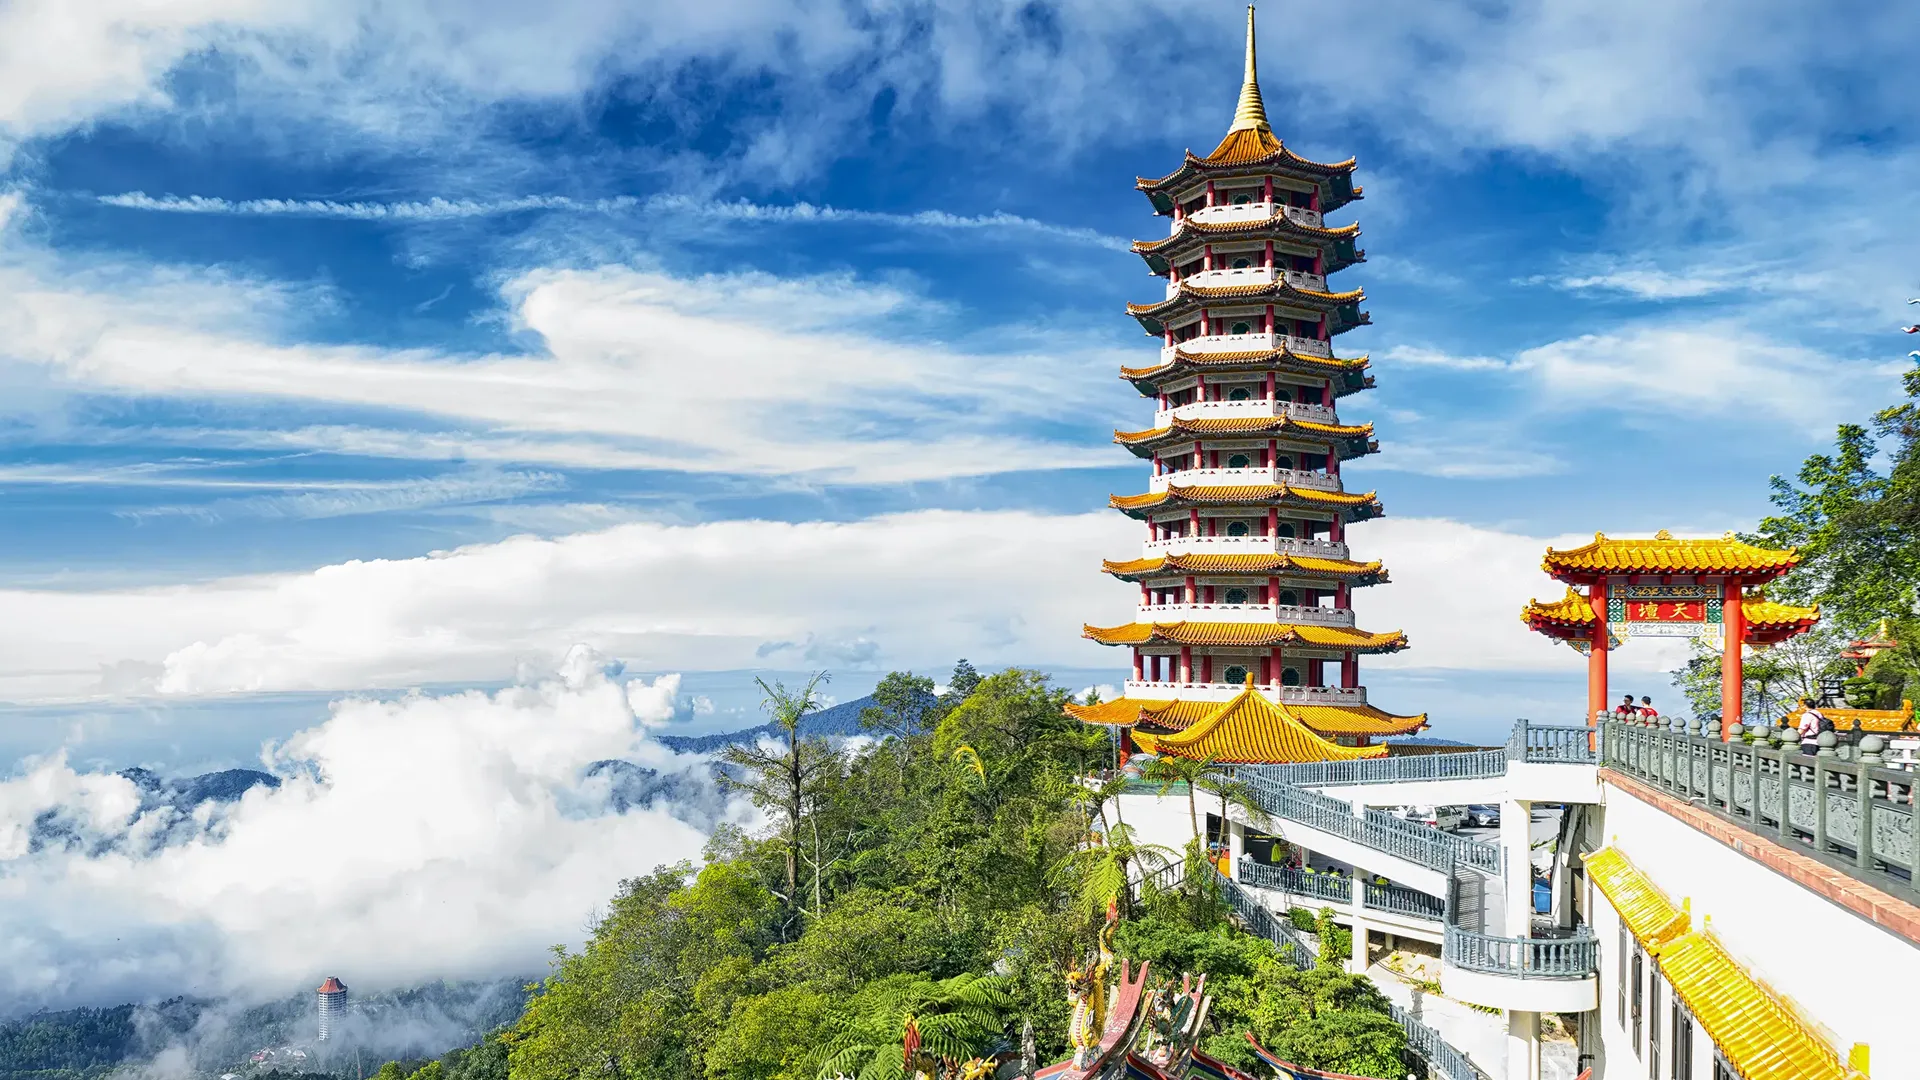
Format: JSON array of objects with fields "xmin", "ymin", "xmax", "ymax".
[{"xmin": 1228, "ymin": 5, "xmax": 1270, "ymax": 134}]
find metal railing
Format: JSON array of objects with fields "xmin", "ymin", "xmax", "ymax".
[
  {"xmin": 1219, "ymin": 870, "xmax": 1486, "ymax": 1080},
  {"xmin": 1508, "ymin": 721, "xmax": 1601, "ymax": 763},
  {"xmin": 1237, "ymin": 860, "xmax": 1446, "ymax": 921},
  {"xmin": 1602, "ymin": 720, "xmax": 1920, "ymax": 902},
  {"xmin": 1242, "ymin": 749, "xmax": 1507, "ymax": 788},
  {"xmin": 1442, "ymin": 923, "xmax": 1599, "ymax": 979},
  {"xmin": 1236, "ymin": 770, "xmax": 1503, "ymax": 875}
]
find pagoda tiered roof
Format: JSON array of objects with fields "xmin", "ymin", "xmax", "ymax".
[
  {"xmin": 1114, "ymin": 415, "xmax": 1376, "ymax": 455},
  {"xmin": 1101, "ymin": 552, "xmax": 1387, "ymax": 585},
  {"xmin": 1067, "ymin": 693, "xmax": 1426, "ymax": 739},
  {"xmin": 1542, "ymin": 530, "xmax": 1800, "ymax": 582},
  {"xmin": 1135, "ymin": 136, "xmax": 1362, "ymax": 216},
  {"xmin": 1077, "ymin": 682, "xmax": 1388, "ymax": 763},
  {"xmin": 1083, "ymin": 619, "xmax": 1407, "ymax": 652},
  {"xmin": 1119, "ymin": 347, "xmax": 1373, "ymax": 395},
  {"xmin": 1132, "ymin": 215, "xmax": 1364, "ymax": 276},
  {"xmin": 1109, "ymin": 484, "xmax": 1382, "ymax": 521},
  {"xmin": 1521, "ymin": 586, "xmax": 1819, "ymax": 646},
  {"xmin": 1127, "ymin": 280, "xmax": 1367, "ymax": 330}
]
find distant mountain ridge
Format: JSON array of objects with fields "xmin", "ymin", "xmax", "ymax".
[{"xmin": 656, "ymin": 694, "xmax": 877, "ymax": 754}]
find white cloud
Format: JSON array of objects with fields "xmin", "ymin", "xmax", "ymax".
[
  {"xmin": 1379, "ymin": 345, "xmax": 1525, "ymax": 373},
  {"xmin": 96, "ymin": 191, "xmax": 1128, "ymax": 249},
  {"xmin": 113, "ymin": 469, "xmax": 564, "ymax": 522},
  {"xmin": 0, "ymin": 510, "xmax": 1693, "ymax": 707},
  {"xmin": 0, "ymin": 658, "xmax": 726, "ymax": 1011},
  {"xmin": 1518, "ymin": 324, "xmax": 1898, "ymax": 433},
  {"xmin": 0, "ymin": 213, "xmax": 1125, "ymax": 482}
]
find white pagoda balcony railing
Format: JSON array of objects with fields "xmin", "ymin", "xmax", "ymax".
[
  {"xmin": 1121, "ymin": 681, "xmax": 1368, "ymax": 705},
  {"xmin": 1165, "ymin": 333, "xmax": 1333, "ymax": 361},
  {"xmin": 1153, "ymin": 398, "xmax": 1338, "ymax": 427},
  {"xmin": 1171, "ymin": 267, "xmax": 1328, "ymax": 296},
  {"xmin": 1141, "ymin": 535, "xmax": 1350, "ymax": 560},
  {"xmin": 1136, "ymin": 603, "xmax": 1355, "ymax": 628},
  {"xmin": 1149, "ymin": 466, "xmax": 1341, "ymax": 493},
  {"xmin": 1180, "ymin": 201, "xmax": 1326, "ymax": 230}
]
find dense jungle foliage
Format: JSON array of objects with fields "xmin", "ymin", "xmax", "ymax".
[{"xmin": 386, "ymin": 666, "xmax": 1411, "ymax": 1080}]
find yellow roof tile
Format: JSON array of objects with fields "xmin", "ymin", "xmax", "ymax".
[
  {"xmin": 1109, "ymin": 484, "xmax": 1381, "ymax": 515},
  {"xmin": 1063, "ymin": 696, "xmax": 1425, "ymax": 738},
  {"xmin": 1130, "ymin": 214, "xmax": 1360, "ymax": 253},
  {"xmin": 1100, "ymin": 553, "xmax": 1386, "ymax": 581},
  {"xmin": 1126, "ymin": 280, "xmax": 1366, "ymax": 317},
  {"xmin": 1081, "ymin": 620, "xmax": 1408, "ymax": 652},
  {"xmin": 1659, "ymin": 931, "xmax": 1853, "ymax": 1080},
  {"xmin": 1543, "ymin": 531, "xmax": 1800, "ymax": 579},
  {"xmin": 1130, "ymin": 683, "xmax": 1388, "ymax": 763},
  {"xmin": 1114, "ymin": 415, "xmax": 1372, "ymax": 443},
  {"xmin": 1118, "ymin": 347, "xmax": 1369, "ymax": 381},
  {"xmin": 1583, "ymin": 848, "xmax": 1690, "ymax": 952},
  {"xmin": 1522, "ymin": 587, "xmax": 1597, "ymax": 628},
  {"xmin": 1786, "ymin": 700, "xmax": 1913, "ymax": 733}
]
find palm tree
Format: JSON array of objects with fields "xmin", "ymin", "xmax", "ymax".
[
  {"xmin": 815, "ymin": 973, "xmax": 1013, "ymax": 1080},
  {"xmin": 719, "ymin": 672, "xmax": 837, "ymax": 919},
  {"xmin": 1052, "ymin": 820, "xmax": 1178, "ymax": 919},
  {"xmin": 1195, "ymin": 770, "xmax": 1273, "ymax": 838}
]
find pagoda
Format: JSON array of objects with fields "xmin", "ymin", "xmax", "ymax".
[
  {"xmin": 1065, "ymin": 7, "xmax": 1426, "ymax": 764},
  {"xmin": 1520, "ymin": 531, "xmax": 1819, "ymax": 738}
]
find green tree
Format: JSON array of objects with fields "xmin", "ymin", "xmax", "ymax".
[
  {"xmin": 720, "ymin": 673, "xmax": 839, "ymax": 921},
  {"xmin": 702, "ymin": 989, "xmax": 831, "ymax": 1080},
  {"xmin": 814, "ymin": 973, "xmax": 1013, "ymax": 1080},
  {"xmin": 1140, "ymin": 754, "xmax": 1211, "ymax": 843},
  {"xmin": 944, "ymin": 660, "xmax": 983, "ymax": 702}
]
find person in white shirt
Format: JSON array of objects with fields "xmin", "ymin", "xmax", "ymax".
[{"xmin": 1797, "ymin": 697, "xmax": 1828, "ymax": 753}]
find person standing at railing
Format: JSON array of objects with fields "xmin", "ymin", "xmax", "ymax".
[
  {"xmin": 1796, "ymin": 696, "xmax": 1830, "ymax": 754},
  {"xmin": 1615, "ymin": 693, "xmax": 1639, "ymax": 717},
  {"xmin": 1638, "ymin": 696, "xmax": 1658, "ymax": 720}
]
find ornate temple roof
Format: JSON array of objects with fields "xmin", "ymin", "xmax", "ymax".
[
  {"xmin": 1113, "ymin": 414, "xmax": 1375, "ymax": 454},
  {"xmin": 1132, "ymin": 213, "xmax": 1360, "ymax": 252},
  {"xmin": 1109, "ymin": 483, "xmax": 1382, "ymax": 520},
  {"xmin": 1121, "ymin": 682, "xmax": 1388, "ymax": 763},
  {"xmin": 1521, "ymin": 586, "xmax": 1818, "ymax": 645},
  {"xmin": 1101, "ymin": 552, "xmax": 1387, "ymax": 584},
  {"xmin": 1119, "ymin": 347, "xmax": 1372, "ymax": 392},
  {"xmin": 1584, "ymin": 848, "xmax": 1690, "ymax": 952},
  {"xmin": 1126, "ymin": 279, "xmax": 1366, "ymax": 320},
  {"xmin": 1542, "ymin": 530, "xmax": 1800, "ymax": 581},
  {"xmin": 1083, "ymin": 619, "xmax": 1407, "ymax": 652},
  {"xmin": 1067, "ymin": 694, "xmax": 1425, "ymax": 739}
]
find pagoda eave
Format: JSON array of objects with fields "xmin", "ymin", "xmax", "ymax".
[
  {"xmin": 1541, "ymin": 531, "xmax": 1801, "ymax": 585},
  {"xmin": 1120, "ymin": 348, "xmax": 1373, "ymax": 394},
  {"xmin": 1127, "ymin": 282, "xmax": 1366, "ymax": 320},
  {"xmin": 1083, "ymin": 620, "xmax": 1408, "ymax": 653},
  {"xmin": 1101, "ymin": 553, "xmax": 1388, "ymax": 585},
  {"xmin": 1109, "ymin": 486, "xmax": 1383, "ymax": 521}
]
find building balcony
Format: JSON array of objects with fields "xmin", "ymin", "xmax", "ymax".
[
  {"xmin": 1135, "ymin": 602, "xmax": 1356, "ymax": 627},
  {"xmin": 1121, "ymin": 681, "xmax": 1369, "ymax": 705},
  {"xmin": 1164, "ymin": 332, "xmax": 1332, "ymax": 361},
  {"xmin": 1153, "ymin": 398, "xmax": 1338, "ymax": 427},
  {"xmin": 1142, "ymin": 534, "xmax": 1350, "ymax": 560},
  {"xmin": 1148, "ymin": 465, "xmax": 1341, "ymax": 494},
  {"xmin": 1180, "ymin": 201, "xmax": 1325, "ymax": 230},
  {"xmin": 1169, "ymin": 266, "xmax": 1328, "ymax": 296}
]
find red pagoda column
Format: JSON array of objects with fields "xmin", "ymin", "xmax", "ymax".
[
  {"xmin": 1721, "ymin": 585, "xmax": 1745, "ymax": 740},
  {"xmin": 1586, "ymin": 581, "xmax": 1609, "ymax": 725}
]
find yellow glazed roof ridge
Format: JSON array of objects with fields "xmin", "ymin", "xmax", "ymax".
[
  {"xmin": 1063, "ymin": 695, "xmax": 1425, "ymax": 737},
  {"xmin": 1080, "ymin": 619, "xmax": 1409, "ymax": 652},
  {"xmin": 1126, "ymin": 280, "xmax": 1367, "ymax": 315},
  {"xmin": 1112, "ymin": 416, "xmax": 1373, "ymax": 442},
  {"xmin": 1130, "ymin": 215, "xmax": 1361, "ymax": 252},
  {"xmin": 1118, "ymin": 348, "xmax": 1370, "ymax": 380},
  {"xmin": 1129, "ymin": 682, "xmax": 1389, "ymax": 763},
  {"xmin": 1743, "ymin": 597, "xmax": 1820, "ymax": 626},
  {"xmin": 1659, "ymin": 929, "xmax": 1853, "ymax": 1080},
  {"xmin": 1108, "ymin": 484, "xmax": 1381, "ymax": 511},
  {"xmin": 1583, "ymin": 847, "xmax": 1689, "ymax": 952},
  {"xmin": 1099, "ymin": 553, "xmax": 1386, "ymax": 578},
  {"xmin": 1521, "ymin": 586, "xmax": 1597, "ymax": 626},
  {"xmin": 1541, "ymin": 530, "xmax": 1800, "ymax": 577}
]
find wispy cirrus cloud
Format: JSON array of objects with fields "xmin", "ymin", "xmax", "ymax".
[
  {"xmin": 113, "ymin": 469, "xmax": 564, "ymax": 523},
  {"xmin": 95, "ymin": 191, "xmax": 1127, "ymax": 248}
]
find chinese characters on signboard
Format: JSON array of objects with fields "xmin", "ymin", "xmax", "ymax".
[{"xmin": 1606, "ymin": 585, "xmax": 1723, "ymax": 640}]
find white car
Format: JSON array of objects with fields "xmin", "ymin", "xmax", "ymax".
[{"xmin": 1400, "ymin": 804, "xmax": 1465, "ymax": 831}]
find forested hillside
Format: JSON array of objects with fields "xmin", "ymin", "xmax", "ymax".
[{"xmin": 379, "ymin": 667, "xmax": 1409, "ymax": 1080}]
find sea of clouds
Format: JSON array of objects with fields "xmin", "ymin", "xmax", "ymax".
[{"xmin": 0, "ymin": 645, "xmax": 743, "ymax": 1014}]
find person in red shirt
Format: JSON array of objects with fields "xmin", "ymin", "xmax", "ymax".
[
  {"xmin": 1639, "ymin": 696, "xmax": 1659, "ymax": 719},
  {"xmin": 1615, "ymin": 693, "xmax": 1639, "ymax": 717}
]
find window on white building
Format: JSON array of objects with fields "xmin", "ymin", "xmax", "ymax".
[
  {"xmin": 1631, "ymin": 949, "xmax": 1644, "ymax": 1054},
  {"xmin": 1281, "ymin": 667, "xmax": 1302, "ymax": 686},
  {"xmin": 1227, "ymin": 522, "xmax": 1250, "ymax": 537},
  {"xmin": 1223, "ymin": 665, "xmax": 1248, "ymax": 684},
  {"xmin": 1671, "ymin": 998, "xmax": 1693, "ymax": 1080},
  {"xmin": 1225, "ymin": 588, "xmax": 1248, "ymax": 604},
  {"xmin": 1648, "ymin": 971, "xmax": 1662, "ymax": 1079},
  {"xmin": 1228, "ymin": 387, "xmax": 1252, "ymax": 401},
  {"xmin": 1227, "ymin": 453, "xmax": 1251, "ymax": 468},
  {"xmin": 1230, "ymin": 321, "xmax": 1252, "ymax": 335}
]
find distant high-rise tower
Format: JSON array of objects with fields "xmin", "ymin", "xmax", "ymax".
[{"xmin": 316, "ymin": 977, "xmax": 348, "ymax": 1042}]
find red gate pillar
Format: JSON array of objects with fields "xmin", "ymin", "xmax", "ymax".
[
  {"xmin": 1721, "ymin": 586, "xmax": 1746, "ymax": 740},
  {"xmin": 1586, "ymin": 581, "xmax": 1609, "ymax": 725}
]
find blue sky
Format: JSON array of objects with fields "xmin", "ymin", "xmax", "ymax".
[{"xmin": 4, "ymin": 0, "xmax": 1920, "ymax": 763}]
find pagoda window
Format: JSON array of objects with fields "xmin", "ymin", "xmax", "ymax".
[
  {"xmin": 1275, "ymin": 522, "xmax": 1295, "ymax": 538},
  {"xmin": 1226, "ymin": 521, "xmax": 1250, "ymax": 537},
  {"xmin": 1281, "ymin": 667, "xmax": 1302, "ymax": 686},
  {"xmin": 1278, "ymin": 589, "xmax": 1299, "ymax": 606},
  {"xmin": 1289, "ymin": 254, "xmax": 1316, "ymax": 273},
  {"xmin": 1225, "ymin": 588, "xmax": 1249, "ymax": 604},
  {"xmin": 1229, "ymin": 255, "xmax": 1253, "ymax": 269},
  {"xmin": 1287, "ymin": 190, "xmax": 1312, "ymax": 209},
  {"xmin": 1230, "ymin": 192, "xmax": 1254, "ymax": 205},
  {"xmin": 1227, "ymin": 453, "xmax": 1251, "ymax": 469},
  {"xmin": 1228, "ymin": 387, "xmax": 1251, "ymax": 401},
  {"xmin": 1223, "ymin": 664, "xmax": 1249, "ymax": 684},
  {"xmin": 1275, "ymin": 455, "xmax": 1293, "ymax": 469},
  {"xmin": 1274, "ymin": 388, "xmax": 1292, "ymax": 402},
  {"xmin": 1229, "ymin": 321, "xmax": 1252, "ymax": 335}
]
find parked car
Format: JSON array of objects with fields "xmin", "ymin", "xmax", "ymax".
[
  {"xmin": 1399, "ymin": 804, "xmax": 1466, "ymax": 831},
  {"xmin": 1465, "ymin": 804, "xmax": 1501, "ymax": 828}
]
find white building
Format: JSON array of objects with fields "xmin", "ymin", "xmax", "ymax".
[{"xmin": 316, "ymin": 976, "xmax": 348, "ymax": 1042}]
